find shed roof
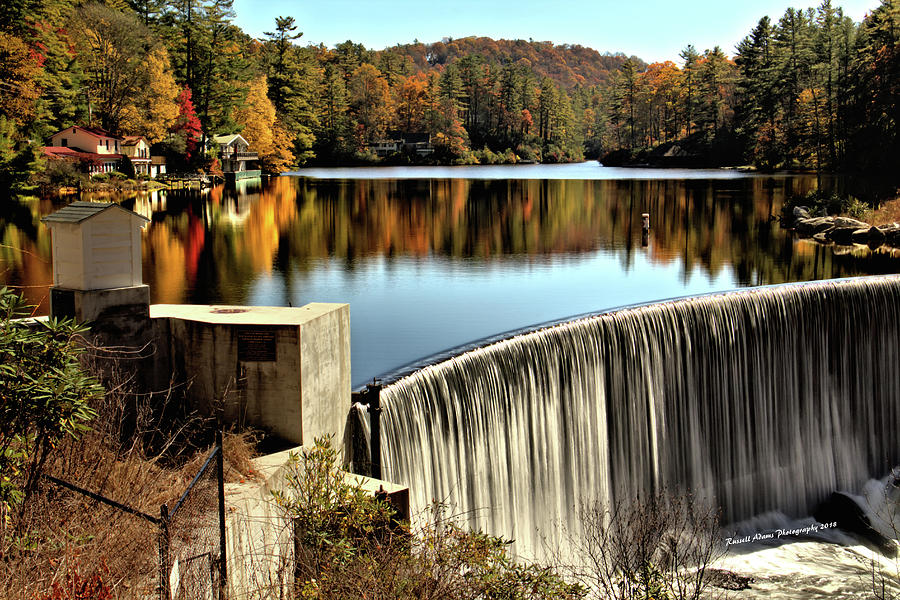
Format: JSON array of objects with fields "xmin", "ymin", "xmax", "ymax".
[
  {"xmin": 211, "ymin": 134, "xmax": 248, "ymax": 147},
  {"xmin": 41, "ymin": 201, "xmax": 149, "ymax": 225}
]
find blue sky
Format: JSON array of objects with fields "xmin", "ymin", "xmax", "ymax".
[{"xmin": 232, "ymin": 0, "xmax": 878, "ymax": 63}]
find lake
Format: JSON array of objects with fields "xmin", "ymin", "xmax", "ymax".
[{"xmin": 3, "ymin": 162, "xmax": 899, "ymax": 386}]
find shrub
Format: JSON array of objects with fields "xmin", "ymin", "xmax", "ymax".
[
  {"xmin": 784, "ymin": 189, "xmax": 872, "ymax": 219},
  {"xmin": 35, "ymin": 160, "xmax": 87, "ymax": 190},
  {"xmin": 0, "ymin": 288, "xmax": 102, "ymax": 511},
  {"xmin": 30, "ymin": 558, "xmax": 113, "ymax": 600},
  {"xmin": 90, "ymin": 172, "xmax": 109, "ymax": 182},
  {"xmin": 570, "ymin": 491, "xmax": 723, "ymax": 600},
  {"xmin": 274, "ymin": 437, "xmax": 584, "ymax": 600}
]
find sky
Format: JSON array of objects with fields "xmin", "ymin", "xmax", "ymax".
[{"xmin": 231, "ymin": 0, "xmax": 879, "ymax": 64}]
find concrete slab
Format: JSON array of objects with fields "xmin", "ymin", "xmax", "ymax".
[{"xmin": 150, "ymin": 303, "xmax": 347, "ymax": 326}]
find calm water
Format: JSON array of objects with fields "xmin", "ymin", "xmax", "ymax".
[{"xmin": 2, "ymin": 162, "xmax": 899, "ymax": 385}]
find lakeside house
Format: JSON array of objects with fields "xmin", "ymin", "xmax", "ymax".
[
  {"xmin": 44, "ymin": 126, "xmax": 125, "ymax": 174},
  {"xmin": 121, "ymin": 136, "xmax": 151, "ymax": 176},
  {"xmin": 150, "ymin": 155, "xmax": 167, "ymax": 178},
  {"xmin": 369, "ymin": 131, "xmax": 434, "ymax": 158},
  {"xmin": 212, "ymin": 134, "xmax": 258, "ymax": 172},
  {"xmin": 44, "ymin": 126, "xmax": 168, "ymax": 178}
]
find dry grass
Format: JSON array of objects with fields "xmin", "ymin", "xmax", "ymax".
[
  {"xmin": 865, "ymin": 196, "xmax": 900, "ymax": 227},
  {"xmin": 0, "ymin": 357, "xmax": 258, "ymax": 599}
]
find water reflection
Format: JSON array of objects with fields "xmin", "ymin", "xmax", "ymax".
[{"xmin": 2, "ymin": 171, "xmax": 899, "ymax": 383}]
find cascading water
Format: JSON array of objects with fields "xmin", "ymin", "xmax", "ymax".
[{"xmin": 373, "ymin": 276, "xmax": 900, "ymax": 561}]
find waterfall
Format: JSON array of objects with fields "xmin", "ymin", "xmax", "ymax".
[{"xmin": 376, "ymin": 276, "xmax": 900, "ymax": 560}]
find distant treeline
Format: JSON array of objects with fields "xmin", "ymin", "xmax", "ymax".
[{"xmin": 0, "ymin": 0, "xmax": 898, "ymax": 192}]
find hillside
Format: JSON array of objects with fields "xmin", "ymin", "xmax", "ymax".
[{"xmin": 383, "ymin": 37, "xmax": 645, "ymax": 90}]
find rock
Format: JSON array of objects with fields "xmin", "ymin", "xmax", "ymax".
[
  {"xmin": 793, "ymin": 206, "xmax": 812, "ymax": 220},
  {"xmin": 851, "ymin": 228, "xmax": 873, "ymax": 244},
  {"xmin": 833, "ymin": 216, "xmax": 869, "ymax": 229},
  {"xmin": 707, "ymin": 569, "xmax": 753, "ymax": 591},
  {"xmin": 826, "ymin": 226, "xmax": 859, "ymax": 244},
  {"xmin": 868, "ymin": 226, "xmax": 886, "ymax": 245},
  {"xmin": 795, "ymin": 216, "xmax": 834, "ymax": 235},
  {"xmin": 814, "ymin": 491, "xmax": 897, "ymax": 556},
  {"xmin": 877, "ymin": 222, "xmax": 900, "ymax": 234},
  {"xmin": 812, "ymin": 232, "xmax": 830, "ymax": 244}
]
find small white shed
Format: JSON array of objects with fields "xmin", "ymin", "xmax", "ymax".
[{"xmin": 42, "ymin": 202, "xmax": 149, "ymax": 291}]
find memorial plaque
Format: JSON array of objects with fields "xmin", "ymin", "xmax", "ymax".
[{"xmin": 237, "ymin": 328, "xmax": 277, "ymax": 362}]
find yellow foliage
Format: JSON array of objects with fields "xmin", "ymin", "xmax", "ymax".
[
  {"xmin": 0, "ymin": 32, "xmax": 41, "ymax": 127},
  {"xmin": 233, "ymin": 75, "xmax": 295, "ymax": 172},
  {"xmin": 120, "ymin": 47, "xmax": 179, "ymax": 143}
]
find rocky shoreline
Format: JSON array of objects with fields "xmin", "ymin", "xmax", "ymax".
[{"xmin": 789, "ymin": 206, "xmax": 900, "ymax": 249}]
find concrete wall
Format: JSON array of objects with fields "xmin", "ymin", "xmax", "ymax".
[
  {"xmin": 225, "ymin": 446, "xmax": 409, "ymax": 599},
  {"xmin": 299, "ymin": 304, "xmax": 351, "ymax": 447},
  {"xmin": 151, "ymin": 303, "xmax": 351, "ymax": 446}
]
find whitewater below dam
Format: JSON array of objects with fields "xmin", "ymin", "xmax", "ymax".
[{"xmin": 363, "ymin": 275, "xmax": 900, "ymax": 570}]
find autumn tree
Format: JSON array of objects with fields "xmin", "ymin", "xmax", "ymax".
[
  {"xmin": 119, "ymin": 46, "xmax": 180, "ymax": 143},
  {"xmin": 348, "ymin": 63, "xmax": 393, "ymax": 144},
  {"xmin": 233, "ymin": 75, "xmax": 294, "ymax": 172},
  {"xmin": 71, "ymin": 3, "xmax": 153, "ymax": 133},
  {"xmin": 396, "ymin": 73, "xmax": 428, "ymax": 133},
  {"xmin": 0, "ymin": 32, "xmax": 41, "ymax": 128},
  {"xmin": 170, "ymin": 86, "xmax": 202, "ymax": 164}
]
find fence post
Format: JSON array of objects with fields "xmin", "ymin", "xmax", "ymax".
[
  {"xmin": 368, "ymin": 381, "xmax": 383, "ymax": 481},
  {"xmin": 216, "ymin": 429, "xmax": 227, "ymax": 600},
  {"xmin": 159, "ymin": 503, "xmax": 170, "ymax": 600}
]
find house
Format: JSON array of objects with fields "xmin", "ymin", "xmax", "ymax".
[
  {"xmin": 369, "ymin": 132, "xmax": 434, "ymax": 158},
  {"xmin": 211, "ymin": 134, "xmax": 259, "ymax": 173},
  {"xmin": 45, "ymin": 126, "xmax": 125, "ymax": 174},
  {"xmin": 122, "ymin": 136, "xmax": 151, "ymax": 176},
  {"xmin": 150, "ymin": 155, "xmax": 167, "ymax": 178}
]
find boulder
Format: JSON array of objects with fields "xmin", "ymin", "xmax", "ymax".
[
  {"xmin": 814, "ymin": 491, "xmax": 897, "ymax": 556},
  {"xmin": 795, "ymin": 216, "xmax": 834, "ymax": 235},
  {"xmin": 851, "ymin": 228, "xmax": 873, "ymax": 244},
  {"xmin": 833, "ymin": 216, "xmax": 869, "ymax": 229},
  {"xmin": 826, "ymin": 226, "xmax": 859, "ymax": 244},
  {"xmin": 793, "ymin": 206, "xmax": 812, "ymax": 220},
  {"xmin": 867, "ymin": 226, "xmax": 886, "ymax": 245}
]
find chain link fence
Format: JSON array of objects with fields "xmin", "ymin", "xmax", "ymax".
[
  {"xmin": 161, "ymin": 430, "xmax": 227, "ymax": 600},
  {"xmin": 43, "ymin": 431, "xmax": 227, "ymax": 600}
]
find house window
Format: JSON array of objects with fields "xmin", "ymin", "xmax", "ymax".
[
  {"xmin": 105, "ymin": 140, "xmax": 109, "ymax": 150},
  {"xmin": 61, "ymin": 138, "xmax": 67, "ymax": 147}
]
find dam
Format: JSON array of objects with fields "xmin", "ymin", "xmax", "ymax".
[{"xmin": 360, "ymin": 275, "xmax": 900, "ymax": 559}]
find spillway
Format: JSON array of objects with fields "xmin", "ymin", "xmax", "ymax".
[{"xmin": 373, "ymin": 276, "xmax": 900, "ymax": 559}]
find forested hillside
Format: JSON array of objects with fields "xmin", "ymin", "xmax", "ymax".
[
  {"xmin": 383, "ymin": 37, "xmax": 641, "ymax": 89},
  {"xmin": 0, "ymin": 0, "xmax": 899, "ymax": 194}
]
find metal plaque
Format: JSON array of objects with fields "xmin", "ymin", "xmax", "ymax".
[{"xmin": 237, "ymin": 328, "xmax": 277, "ymax": 362}]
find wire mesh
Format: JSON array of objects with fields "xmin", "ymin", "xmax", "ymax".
[{"xmin": 165, "ymin": 445, "xmax": 224, "ymax": 600}]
